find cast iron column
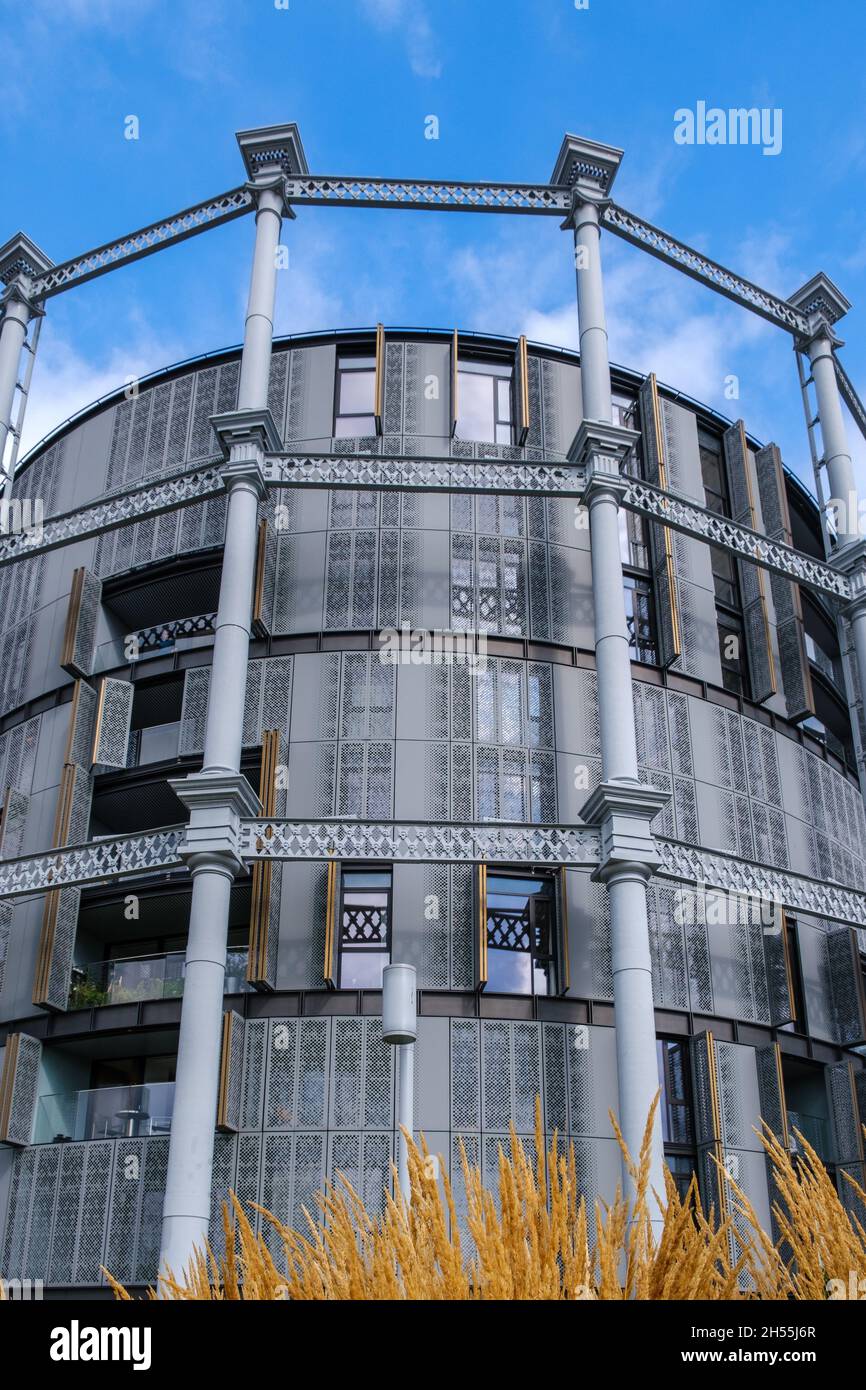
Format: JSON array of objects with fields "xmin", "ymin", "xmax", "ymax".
[
  {"xmin": 556, "ymin": 136, "xmax": 667, "ymax": 1212},
  {"xmin": 158, "ymin": 128, "xmax": 301, "ymax": 1280},
  {"xmin": 0, "ymin": 235, "xmax": 52, "ymax": 494}
]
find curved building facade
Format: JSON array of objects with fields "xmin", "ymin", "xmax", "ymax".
[{"xmin": 0, "ymin": 128, "xmax": 865, "ymax": 1294}]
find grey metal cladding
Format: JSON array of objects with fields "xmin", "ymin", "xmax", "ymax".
[
  {"xmin": 274, "ymin": 530, "xmax": 326, "ymax": 633},
  {"xmin": 3, "ymin": 1033, "xmax": 42, "ymax": 1147},
  {"xmin": 287, "ymin": 343, "xmax": 337, "ymax": 441},
  {"xmin": 797, "ymin": 920, "xmax": 837, "ymax": 1042},
  {"xmin": 0, "ymin": 900, "xmax": 11, "ymax": 995},
  {"xmin": 92, "ymin": 679, "xmax": 134, "ymax": 770},
  {"xmin": 267, "ymin": 348, "xmax": 290, "ymax": 443},
  {"xmin": 0, "ymin": 788, "xmax": 29, "ymax": 861},
  {"xmin": 826, "ymin": 1062, "xmax": 863, "ymax": 1166},
  {"xmin": 65, "ymin": 570, "xmax": 102, "ymax": 679},
  {"xmin": 826, "ymin": 925, "xmax": 866, "ymax": 1045},
  {"xmin": 44, "ymin": 888, "xmax": 82, "ymax": 1011},
  {"xmin": 179, "ymin": 666, "xmax": 211, "ymax": 755}
]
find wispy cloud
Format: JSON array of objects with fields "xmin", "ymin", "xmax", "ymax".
[
  {"xmin": 360, "ymin": 0, "xmax": 442, "ymax": 78},
  {"xmin": 20, "ymin": 318, "xmax": 187, "ymax": 459}
]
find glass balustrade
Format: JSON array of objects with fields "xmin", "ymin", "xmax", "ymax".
[
  {"xmin": 68, "ymin": 948, "xmax": 250, "ymax": 1009},
  {"xmin": 34, "ymin": 1082, "xmax": 176, "ymax": 1144},
  {"xmin": 786, "ymin": 1110, "xmax": 830, "ymax": 1161}
]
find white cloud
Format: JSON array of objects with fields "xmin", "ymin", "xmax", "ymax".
[
  {"xmin": 360, "ymin": 0, "xmax": 442, "ymax": 78},
  {"xmin": 19, "ymin": 322, "xmax": 186, "ymax": 460}
]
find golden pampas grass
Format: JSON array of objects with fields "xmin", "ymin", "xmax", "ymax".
[{"xmin": 106, "ymin": 1098, "xmax": 866, "ymax": 1301}]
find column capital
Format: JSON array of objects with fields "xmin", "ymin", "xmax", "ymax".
[
  {"xmin": 550, "ymin": 132, "xmax": 623, "ymax": 205},
  {"xmin": 569, "ymin": 419, "xmax": 639, "ymax": 500},
  {"xmin": 170, "ymin": 771, "xmax": 261, "ymax": 876},
  {"xmin": 789, "ymin": 272, "xmax": 851, "ymax": 349},
  {"xmin": 0, "ymin": 232, "xmax": 53, "ymax": 313},
  {"xmin": 236, "ymin": 123, "xmax": 308, "ymax": 216},
  {"xmin": 831, "ymin": 537, "xmax": 866, "ymax": 614},
  {"xmin": 580, "ymin": 779, "xmax": 669, "ymax": 880},
  {"xmin": 211, "ymin": 406, "xmax": 282, "ymax": 461}
]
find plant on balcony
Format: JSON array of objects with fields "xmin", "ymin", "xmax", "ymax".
[
  {"xmin": 104, "ymin": 1098, "xmax": 866, "ymax": 1301},
  {"xmin": 68, "ymin": 979, "xmax": 110, "ymax": 1010}
]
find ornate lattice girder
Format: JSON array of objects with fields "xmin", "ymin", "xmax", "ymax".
[
  {"xmin": 0, "ymin": 463, "xmax": 225, "ymax": 569},
  {"xmin": 136, "ymin": 613, "xmax": 217, "ymax": 652},
  {"xmin": 0, "ymin": 829, "xmax": 185, "ymax": 899},
  {"xmin": 3, "ymin": 821, "xmax": 866, "ymax": 927},
  {"xmin": 30, "ymin": 189, "xmax": 255, "ymax": 300},
  {"xmin": 240, "ymin": 819, "xmax": 603, "ymax": 866},
  {"xmin": 265, "ymin": 452, "xmax": 582, "ymax": 496},
  {"xmin": 834, "ymin": 351, "xmax": 866, "ymax": 448},
  {"xmin": 602, "ymin": 203, "xmax": 810, "ymax": 338},
  {"xmin": 656, "ymin": 839, "xmax": 866, "ymax": 928},
  {"xmin": 621, "ymin": 476, "xmax": 851, "ymax": 601},
  {"xmin": 284, "ymin": 176, "xmax": 572, "ymax": 215}
]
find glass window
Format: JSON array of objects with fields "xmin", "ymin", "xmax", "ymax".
[
  {"xmin": 624, "ymin": 575, "xmax": 657, "ymax": 664},
  {"xmin": 699, "ymin": 431, "xmax": 751, "ymax": 699},
  {"xmin": 786, "ymin": 919, "xmax": 807, "ymax": 1033},
  {"xmin": 335, "ymin": 355, "xmax": 377, "ymax": 438},
  {"xmin": 456, "ymin": 358, "xmax": 513, "ymax": 445},
  {"xmin": 656, "ymin": 1038, "xmax": 698, "ymax": 1202},
  {"xmin": 486, "ymin": 873, "xmax": 555, "ymax": 996},
  {"xmin": 339, "ymin": 869, "xmax": 391, "ymax": 989}
]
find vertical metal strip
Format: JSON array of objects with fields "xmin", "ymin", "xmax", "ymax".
[
  {"xmin": 738, "ymin": 422, "xmax": 777, "ymax": 696},
  {"xmin": 450, "ymin": 329, "xmax": 459, "ymax": 437},
  {"xmin": 374, "ymin": 323, "xmax": 385, "ymax": 435},
  {"xmin": 648, "ymin": 374, "xmax": 682, "ymax": 660},
  {"xmin": 705, "ymin": 1032, "xmax": 730, "ymax": 1219}
]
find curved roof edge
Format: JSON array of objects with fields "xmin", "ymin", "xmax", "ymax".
[{"xmin": 13, "ymin": 324, "xmax": 817, "ymax": 512}]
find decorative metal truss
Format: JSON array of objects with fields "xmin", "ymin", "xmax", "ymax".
[
  {"xmin": 0, "ymin": 461, "xmax": 225, "ymax": 569},
  {"xmin": 265, "ymin": 450, "xmax": 581, "ymax": 497},
  {"xmin": 601, "ymin": 203, "xmax": 810, "ymax": 338},
  {"xmin": 5, "ymin": 445, "xmax": 849, "ymax": 603},
  {"xmin": 4, "ymin": 820, "xmax": 866, "ymax": 929},
  {"xmin": 283, "ymin": 175, "xmax": 573, "ymax": 216},
  {"xmin": 0, "ymin": 828, "xmax": 184, "ymax": 899},
  {"xmin": 833, "ymin": 350, "xmax": 866, "ymax": 447},
  {"xmin": 28, "ymin": 189, "xmax": 255, "ymax": 299},
  {"xmin": 239, "ymin": 818, "xmax": 603, "ymax": 866},
  {"xmin": 656, "ymin": 838, "xmax": 866, "ymax": 928},
  {"xmin": 620, "ymin": 476, "xmax": 851, "ymax": 600}
]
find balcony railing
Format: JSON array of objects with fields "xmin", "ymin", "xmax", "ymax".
[
  {"xmin": 34, "ymin": 1082, "xmax": 176, "ymax": 1144},
  {"xmin": 804, "ymin": 633, "xmax": 844, "ymax": 690},
  {"xmin": 68, "ymin": 948, "xmax": 250, "ymax": 1009},
  {"xmin": 787, "ymin": 1110, "xmax": 831, "ymax": 1161}
]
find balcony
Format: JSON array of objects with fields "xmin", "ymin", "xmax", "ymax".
[
  {"xmin": 34, "ymin": 1082, "xmax": 176, "ymax": 1144},
  {"xmin": 68, "ymin": 948, "xmax": 250, "ymax": 1010},
  {"xmin": 787, "ymin": 1110, "xmax": 831, "ymax": 1162}
]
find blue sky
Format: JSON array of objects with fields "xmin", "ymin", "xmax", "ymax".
[{"xmin": 3, "ymin": 0, "xmax": 866, "ymax": 490}]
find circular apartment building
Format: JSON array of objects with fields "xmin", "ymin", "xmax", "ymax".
[{"xmin": 0, "ymin": 128, "xmax": 864, "ymax": 1295}]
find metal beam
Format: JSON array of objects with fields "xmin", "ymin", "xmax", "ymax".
[
  {"xmin": 656, "ymin": 837, "xmax": 866, "ymax": 929},
  {"xmin": 602, "ymin": 203, "xmax": 810, "ymax": 338},
  {"xmin": 0, "ymin": 461, "xmax": 225, "ymax": 568},
  {"xmin": 284, "ymin": 175, "xmax": 572, "ymax": 215},
  {"xmin": 266, "ymin": 450, "xmax": 580, "ymax": 496},
  {"xmin": 240, "ymin": 818, "xmax": 602, "ymax": 866},
  {"xmin": 29, "ymin": 188, "xmax": 255, "ymax": 300},
  {"xmin": 3, "ymin": 820, "xmax": 866, "ymax": 928},
  {"xmin": 834, "ymin": 350, "xmax": 866, "ymax": 449},
  {"xmin": 5, "ymin": 446, "xmax": 849, "ymax": 604},
  {"xmin": 0, "ymin": 828, "xmax": 185, "ymax": 898},
  {"xmin": 621, "ymin": 475, "xmax": 851, "ymax": 601}
]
